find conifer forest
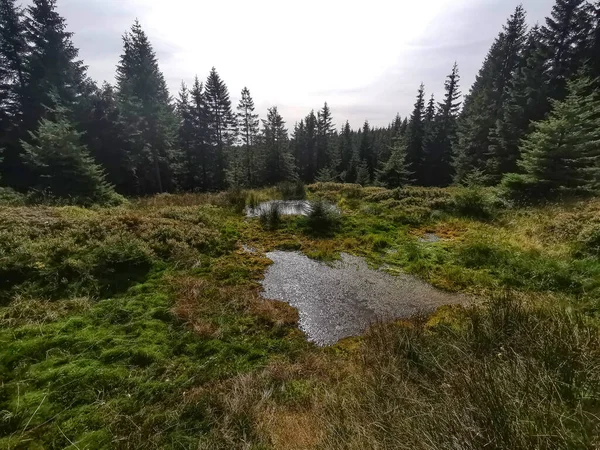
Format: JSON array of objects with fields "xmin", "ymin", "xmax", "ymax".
[{"xmin": 1, "ymin": 0, "xmax": 600, "ymax": 449}]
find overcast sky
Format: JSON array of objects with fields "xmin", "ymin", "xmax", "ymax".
[{"xmin": 32, "ymin": 0, "xmax": 555, "ymax": 129}]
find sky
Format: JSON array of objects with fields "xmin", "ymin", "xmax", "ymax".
[{"xmin": 30, "ymin": 0, "xmax": 555, "ymax": 129}]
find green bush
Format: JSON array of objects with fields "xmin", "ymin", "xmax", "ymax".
[
  {"xmin": 451, "ymin": 187, "xmax": 496, "ymax": 219},
  {"xmin": 303, "ymin": 200, "xmax": 341, "ymax": 235},
  {"xmin": 259, "ymin": 203, "xmax": 281, "ymax": 230},
  {"xmin": 0, "ymin": 187, "xmax": 26, "ymax": 206},
  {"xmin": 575, "ymin": 224, "xmax": 600, "ymax": 257}
]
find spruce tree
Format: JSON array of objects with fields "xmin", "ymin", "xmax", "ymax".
[
  {"xmin": 542, "ymin": 0, "xmax": 591, "ymax": 100},
  {"xmin": 487, "ymin": 26, "xmax": 550, "ymax": 182},
  {"xmin": 358, "ymin": 121, "xmax": 374, "ymax": 177},
  {"xmin": 21, "ymin": 109, "xmax": 119, "ymax": 205},
  {"xmin": 406, "ymin": 83, "xmax": 426, "ymax": 184},
  {"xmin": 78, "ymin": 82, "xmax": 131, "ymax": 192},
  {"xmin": 502, "ymin": 76, "xmax": 600, "ymax": 200},
  {"xmin": 204, "ymin": 67, "xmax": 236, "ymax": 190},
  {"xmin": 424, "ymin": 94, "xmax": 436, "ymax": 123},
  {"xmin": 0, "ymin": 0, "xmax": 28, "ymax": 186},
  {"xmin": 355, "ymin": 159, "xmax": 370, "ymax": 185},
  {"xmin": 316, "ymin": 102, "xmax": 337, "ymax": 174},
  {"xmin": 299, "ymin": 110, "xmax": 318, "ymax": 182},
  {"xmin": 261, "ymin": 107, "xmax": 295, "ymax": 185},
  {"xmin": 236, "ymin": 87, "xmax": 260, "ymax": 187},
  {"xmin": 423, "ymin": 64, "xmax": 461, "ymax": 187},
  {"xmin": 454, "ymin": 5, "xmax": 527, "ymax": 183},
  {"xmin": 176, "ymin": 82, "xmax": 197, "ymax": 190},
  {"xmin": 188, "ymin": 76, "xmax": 210, "ymax": 191},
  {"xmin": 338, "ymin": 121, "xmax": 353, "ymax": 180},
  {"xmin": 377, "ymin": 137, "xmax": 412, "ymax": 188},
  {"xmin": 23, "ymin": 0, "xmax": 87, "ymax": 131},
  {"xmin": 116, "ymin": 20, "xmax": 177, "ymax": 194}
]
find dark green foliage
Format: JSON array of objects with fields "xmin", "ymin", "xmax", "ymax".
[
  {"xmin": 176, "ymin": 82, "xmax": 196, "ymax": 191},
  {"xmin": 454, "ymin": 6, "xmax": 527, "ymax": 183},
  {"xmin": 377, "ymin": 137, "xmax": 412, "ymax": 188},
  {"xmin": 204, "ymin": 67, "xmax": 236, "ymax": 190},
  {"xmin": 355, "ymin": 160, "xmax": 371, "ymax": 185},
  {"xmin": 260, "ymin": 107, "xmax": 296, "ymax": 185},
  {"xmin": 315, "ymin": 167, "xmax": 336, "ymax": 182},
  {"xmin": 277, "ymin": 180, "xmax": 306, "ymax": 200},
  {"xmin": 259, "ymin": 202, "xmax": 281, "ymax": 230},
  {"xmin": 406, "ymin": 84, "xmax": 426, "ymax": 183},
  {"xmin": 317, "ymin": 102, "xmax": 337, "ymax": 174},
  {"xmin": 501, "ymin": 77, "xmax": 600, "ymax": 201},
  {"xmin": 233, "ymin": 87, "xmax": 260, "ymax": 187},
  {"xmin": 487, "ymin": 26, "xmax": 551, "ymax": 183},
  {"xmin": 358, "ymin": 121, "xmax": 375, "ymax": 178},
  {"xmin": 303, "ymin": 200, "xmax": 341, "ymax": 235},
  {"xmin": 116, "ymin": 20, "xmax": 177, "ymax": 195},
  {"xmin": 21, "ymin": 113, "xmax": 121, "ymax": 206},
  {"xmin": 542, "ymin": 0, "xmax": 592, "ymax": 100},
  {"xmin": 423, "ymin": 63, "xmax": 461, "ymax": 187},
  {"xmin": 451, "ymin": 187, "xmax": 496, "ymax": 219}
]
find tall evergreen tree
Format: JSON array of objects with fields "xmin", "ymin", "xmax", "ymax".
[
  {"xmin": 406, "ymin": 83, "xmax": 426, "ymax": 184},
  {"xmin": 542, "ymin": 0, "xmax": 592, "ymax": 100},
  {"xmin": 78, "ymin": 82, "xmax": 131, "ymax": 192},
  {"xmin": 176, "ymin": 82, "xmax": 197, "ymax": 190},
  {"xmin": 316, "ymin": 102, "xmax": 337, "ymax": 173},
  {"xmin": 116, "ymin": 20, "xmax": 177, "ymax": 194},
  {"xmin": 298, "ymin": 110, "xmax": 318, "ymax": 182},
  {"xmin": 377, "ymin": 136, "xmax": 412, "ymax": 188},
  {"xmin": 338, "ymin": 121, "xmax": 354, "ymax": 180},
  {"xmin": 487, "ymin": 26, "xmax": 550, "ymax": 182},
  {"xmin": 261, "ymin": 107, "xmax": 295, "ymax": 185},
  {"xmin": 424, "ymin": 94, "xmax": 436, "ymax": 123},
  {"xmin": 235, "ymin": 87, "xmax": 260, "ymax": 187},
  {"xmin": 358, "ymin": 120, "xmax": 375, "ymax": 178},
  {"xmin": 23, "ymin": 0, "xmax": 87, "ymax": 131},
  {"xmin": 204, "ymin": 67, "xmax": 235, "ymax": 190},
  {"xmin": 423, "ymin": 63, "xmax": 461, "ymax": 186},
  {"xmin": 453, "ymin": 5, "xmax": 527, "ymax": 183},
  {"xmin": 0, "ymin": 0, "xmax": 28, "ymax": 186},
  {"xmin": 502, "ymin": 76, "xmax": 600, "ymax": 199},
  {"xmin": 188, "ymin": 76, "xmax": 210, "ymax": 191}
]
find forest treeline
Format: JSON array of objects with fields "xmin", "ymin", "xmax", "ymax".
[{"xmin": 0, "ymin": 0, "xmax": 599, "ymax": 204}]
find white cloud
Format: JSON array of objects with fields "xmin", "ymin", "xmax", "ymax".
[{"xmin": 40, "ymin": 0, "xmax": 555, "ymax": 128}]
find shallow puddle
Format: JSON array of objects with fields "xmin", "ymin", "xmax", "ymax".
[
  {"xmin": 246, "ymin": 200, "xmax": 310, "ymax": 217},
  {"xmin": 260, "ymin": 251, "xmax": 468, "ymax": 346}
]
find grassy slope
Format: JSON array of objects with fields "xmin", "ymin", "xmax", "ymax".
[{"xmin": 0, "ymin": 184, "xmax": 599, "ymax": 449}]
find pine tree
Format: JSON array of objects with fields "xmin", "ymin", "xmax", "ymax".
[
  {"xmin": 261, "ymin": 107, "xmax": 295, "ymax": 185},
  {"xmin": 424, "ymin": 94, "xmax": 436, "ymax": 123},
  {"xmin": 502, "ymin": 76, "xmax": 600, "ymax": 200},
  {"xmin": 422, "ymin": 64, "xmax": 461, "ymax": 187},
  {"xmin": 297, "ymin": 110, "xmax": 318, "ymax": 182},
  {"xmin": 236, "ymin": 87, "xmax": 260, "ymax": 187},
  {"xmin": 23, "ymin": 0, "xmax": 87, "ymax": 131},
  {"xmin": 21, "ymin": 109, "xmax": 119, "ymax": 205},
  {"xmin": 176, "ymin": 82, "xmax": 196, "ymax": 190},
  {"xmin": 116, "ymin": 20, "xmax": 177, "ymax": 195},
  {"xmin": 0, "ymin": 0, "xmax": 28, "ymax": 186},
  {"xmin": 355, "ymin": 159, "xmax": 370, "ymax": 185},
  {"xmin": 542, "ymin": 0, "xmax": 591, "ymax": 100},
  {"xmin": 204, "ymin": 67, "xmax": 235, "ymax": 190},
  {"xmin": 453, "ymin": 5, "xmax": 527, "ymax": 183},
  {"xmin": 316, "ymin": 102, "xmax": 337, "ymax": 174},
  {"xmin": 487, "ymin": 26, "xmax": 550, "ymax": 182},
  {"xmin": 338, "ymin": 121, "xmax": 353, "ymax": 180},
  {"xmin": 377, "ymin": 137, "xmax": 412, "ymax": 188},
  {"xmin": 406, "ymin": 83, "xmax": 426, "ymax": 184},
  {"xmin": 188, "ymin": 76, "xmax": 210, "ymax": 191},
  {"xmin": 358, "ymin": 121, "xmax": 375, "ymax": 177},
  {"xmin": 78, "ymin": 82, "xmax": 131, "ymax": 193}
]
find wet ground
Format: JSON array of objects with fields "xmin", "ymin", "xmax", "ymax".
[
  {"xmin": 260, "ymin": 251, "xmax": 468, "ymax": 346},
  {"xmin": 246, "ymin": 200, "xmax": 310, "ymax": 217}
]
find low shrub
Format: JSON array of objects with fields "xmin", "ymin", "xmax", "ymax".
[
  {"xmin": 575, "ymin": 224, "xmax": 600, "ymax": 257},
  {"xmin": 303, "ymin": 200, "xmax": 341, "ymax": 235},
  {"xmin": 0, "ymin": 187, "xmax": 26, "ymax": 206},
  {"xmin": 451, "ymin": 187, "xmax": 496, "ymax": 219},
  {"xmin": 259, "ymin": 203, "xmax": 281, "ymax": 230}
]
